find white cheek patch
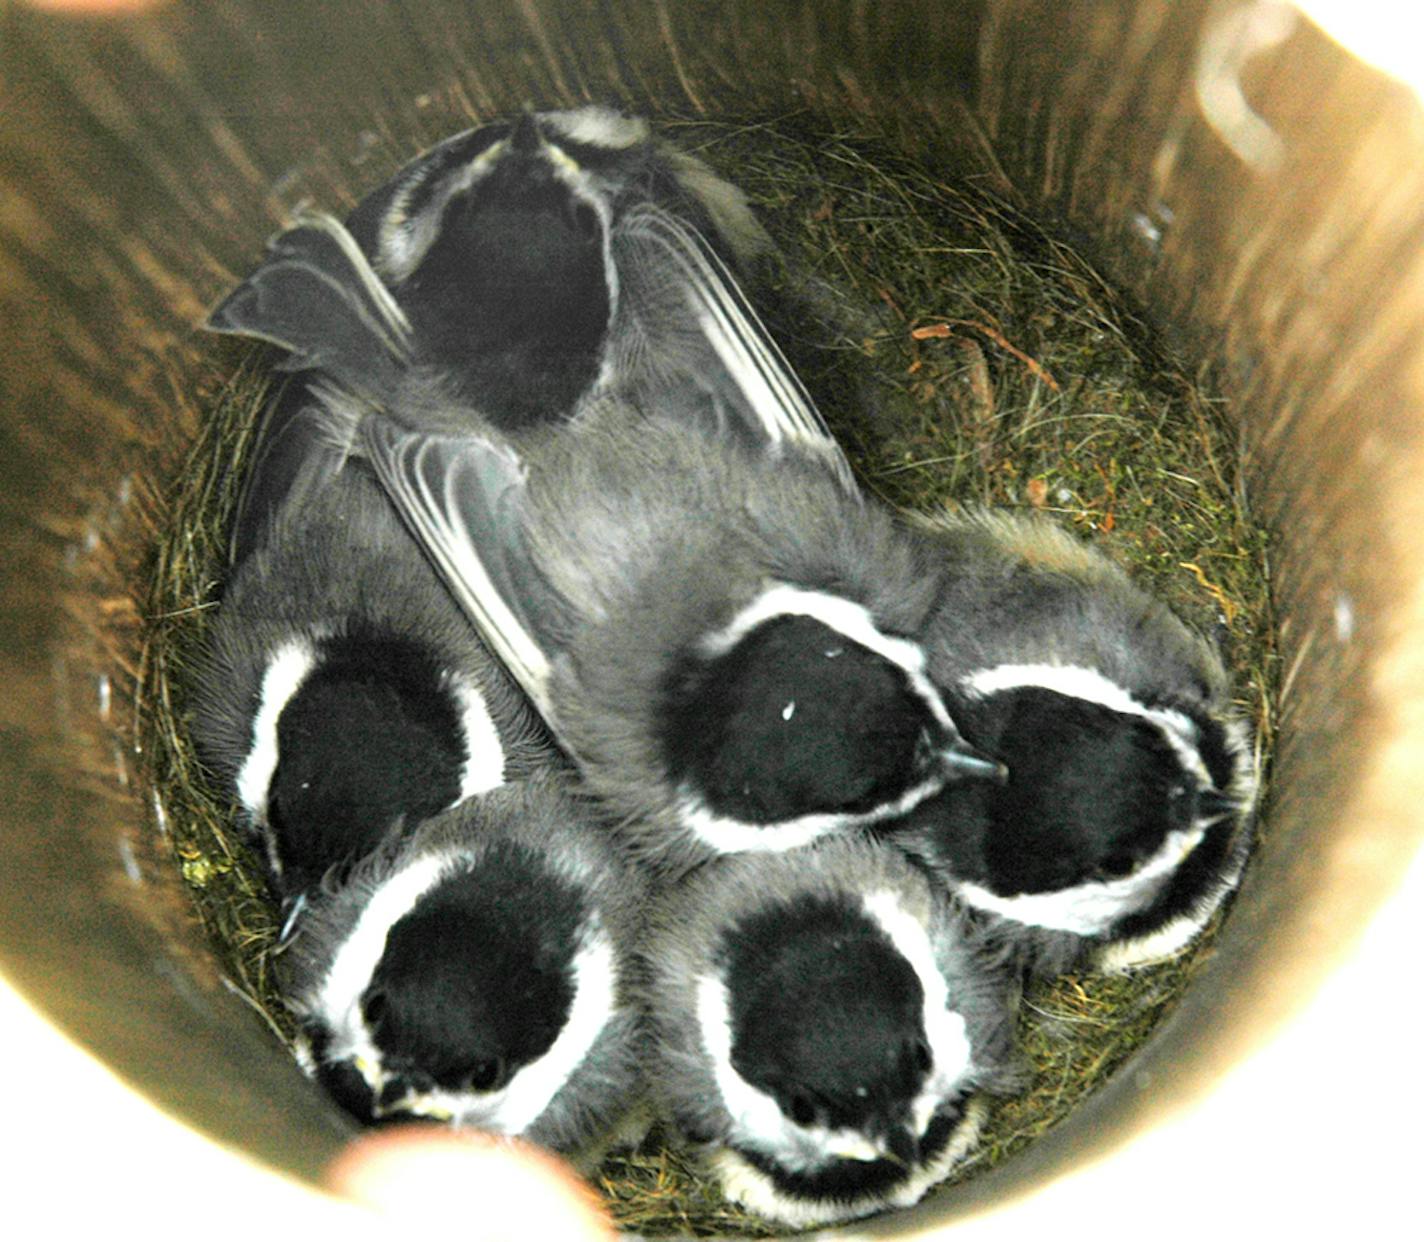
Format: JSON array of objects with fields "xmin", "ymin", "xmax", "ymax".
[
  {"xmin": 1095, "ymin": 808, "xmax": 1255, "ymax": 973},
  {"xmin": 960, "ymin": 662, "xmax": 1213, "ymax": 787},
  {"xmin": 1093, "ymin": 911, "xmax": 1212, "ymax": 974},
  {"xmin": 963, "ymin": 662, "xmax": 1153, "ymax": 711},
  {"xmin": 678, "ymin": 797, "xmax": 842, "ymax": 856},
  {"xmin": 524, "ymin": 145, "xmax": 621, "ymax": 400},
  {"xmin": 291, "ymin": 1030, "xmax": 318, "ymax": 1076},
  {"xmin": 542, "ymin": 106, "xmax": 649, "ymax": 150},
  {"xmin": 450, "ymin": 675, "xmax": 506, "ymax": 802},
  {"xmin": 373, "ymin": 925, "xmax": 619, "ymax": 1137},
  {"xmin": 860, "ymin": 890, "xmax": 974, "ymax": 1116},
  {"xmin": 303, "ymin": 848, "xmax": 468, "ymax": 1071},
  {"xmin": 676, "ymin": 768, "xmax": 952, "ymax": 856},
  {"xmin": 1220, "ymin": 712, "xmax": 1261, "ymax": 806},
  {"xmin": 563, "ymin": 174, "xmax": 620, "ymax": 396},
  {"xmin": 379, "ymin": 137, "xmax": 509, "ymax": 281},
  {"xmin": 699, "ymin": 585, "xmax": 939, "ymax": 713},
  {"xmin": 236, "ymin": 640, "xmax": 319, "ymax": 826},
  {"xmin": 706, "ymin": 1097, "xmax": 989, "ymax": 1228},
  {"xmin": 696, "ymin": 973, "xmax": 879, "ymax": 1173},
  {"xmin": 952, "ymin": 824, "xmax": 1206, "ymax": 935},
  {"xmin": 697, "ymin": 974, "xmax": 797, "ymax": 1156}
]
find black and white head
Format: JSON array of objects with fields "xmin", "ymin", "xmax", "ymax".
[
  {"xmin": 206, "ymin": 109, "xmax": 781, "ymax": 461},
  {"xmin": 285, "ymin": 779, "xmax": 646, "ymax": 1160},
  {"xmin": 318, "ymin": 105, "xmax": 771, "ymax": 428},
  {"xmin": 655, "ymin": 580, "xmax": 1007, "ymax": 861},
  {"xmin": 342, "ymin": 107, "xmax": 624, "ymax": 424},
  {"xmin": 192, "ymin": 400, "xmax": 548, "ymax": 917},
  {"xmin": 353, "ymin": 396, "xmax": 1004, "ymax": 877},
  {"xmin": 641, "ymin": 837, "xmax": 1020, "ymax": 1228},
  {"xmin": 891, "ymin": 508, "xmax": 1259, "ymax": 974},
  {"xmin": 350, "ymin": 108, "xmax": 771, "ymax": 319}
]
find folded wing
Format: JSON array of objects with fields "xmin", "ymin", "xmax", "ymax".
[
  {"xmin": 208, "ymin": 212, "xmax": 413, "ymax": 397},
  {"xmin": 612, "ymin": 204, "xmax": 856, "ymax": 491}
]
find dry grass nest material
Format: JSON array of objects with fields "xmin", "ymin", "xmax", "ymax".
[{"xmin": 135, "ymin": 112, "xmax": 1277, "ymax": 1236}]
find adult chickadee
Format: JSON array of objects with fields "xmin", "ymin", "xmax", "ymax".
[
  {"xmin": 284, "ymin": 777, "xmax": 646, "ymax": 1161},
  {"xmin": 209, "ymin": 105, "xmax": 776, "ymax": 436},
  {"xmin": 192, "ymin": 396, "xmax": 548, "ymax": 918},
  {"xmin": 347, "ymin": 372, "xmax": 1004, "ymax": 876},
  {"xmin": 887, "ymin": 508, "xmax": 1259, "ymax": 975},
  {"xmin": 640, "ymin": 835, "xmax": 1021, "ymax": 1228}
]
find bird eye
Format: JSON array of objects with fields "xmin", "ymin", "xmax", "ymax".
[
  {"xmin": 566, "ymin": 200, "xmax": 601, "ymax": 241},
  {"xmin": 361, "ymin": 989, "xmax": 389, "ymax": 1029},
  {"xmin": 914, "ymin": 1039, "xmax": 933, "ymax": 1074},
  {"xmin": 786, "ymin": 1093, "xmax": 818, "ymax": 1128},
  {"xmin": 464, "ymin": 1056, "xmax": 508, "ymax": 1093}
]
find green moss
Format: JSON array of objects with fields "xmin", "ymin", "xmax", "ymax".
[
  {"xmin": 605, "ymin": 113, "xmax": 1276, "ymax": 1234},
  {"xmin": 138, "ymin": 352, "xmax": 294, "ymax": 1030},
  {"xmin": 136, "ymin": 111, "xmax": 1276, "ymax": 1236}
]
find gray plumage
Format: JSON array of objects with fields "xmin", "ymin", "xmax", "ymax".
[
  {"xmin": 352, "ymin": 104, "xmax": 774, "ymax": 299},
  {"xmin": 355, "ymin": 386, "xmax": 1002, "ymax": 878},
  {"xmin": 639, "ymin": 834, "xmax": 1021, "ymax": 1228},
  {"xmin": 886, "ymin": 506, "xmax": 1259, "ymax": 975},
  {"xmin": 204, "ymin": 106, "xmax": 842, "ymax": 476},
  {"xmin": 192, "ymin": 399, "xmax": 550, "ymax": 904},
  {"xmin": 283, "ymin": 776, "xmax": 648, "ymax": 1160},
  {"xmin": 255, "ymin": 159, "xmax": 998, "ymax": 876}
]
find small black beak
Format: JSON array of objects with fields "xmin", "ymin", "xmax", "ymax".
[
  {"xmin": 509, "ymin": 109, "xmax": 544, "ymax": 154},
  {"xmin": 275, "ymin": 891, "xmax": 309, "ymax": 950},
  {"xmin": 882, "ymin": 1122, "xmax": 922, "ymax": 1168},
  {"xmin": 940, "ymin": 737, "xmax": 1009, "ymax": 785},
  {"xmin": 1197, "ymin": 788, "xmax": 1239, "ymax": 820}
]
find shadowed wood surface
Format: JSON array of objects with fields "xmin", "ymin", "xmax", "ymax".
[{"xmin": 2, "ymin": 0, "xmax": 1422, "ymax": 1224}]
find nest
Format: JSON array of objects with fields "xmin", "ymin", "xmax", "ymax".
[{"xmin": 134, "ymin": 111, "xmax": 1276, "ymax": 1236}]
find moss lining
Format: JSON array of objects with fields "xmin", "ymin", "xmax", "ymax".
[{"xmin": 136, "ymin": 111, "xmax": 1276, "ymax": 1236}]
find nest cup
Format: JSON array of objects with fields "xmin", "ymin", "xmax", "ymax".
[{"xmin": 1, "ymin": 0, "xmax": 1420, "ymax": 1231}]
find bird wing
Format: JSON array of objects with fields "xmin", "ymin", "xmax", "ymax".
[
  {"xmin": 358, "ymin": 413, "xmax": 567, "ymax": 741},
  {"xmin": 206, "ymin": 212, "xmax": 413, "ymax": 398},
  {"xmin": 614, "ymin": 204, "xmax": 857, "ymax": 492},
  {"xmin": 226, "ymin": 383, "xmax": 347, "ymax": 567}
]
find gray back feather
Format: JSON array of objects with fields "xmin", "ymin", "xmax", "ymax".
[
  {"xmin": 193, "ymin": 406, "xmax": 549, "ymax": 808},
  {"xmin": 913, "ymin": 508, "xmax": 1230, "ymax": 705}
]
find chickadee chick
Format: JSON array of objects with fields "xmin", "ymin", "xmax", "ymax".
[
  {"xmin": 284, "ymin": 777, "xmax": 646, "ymax": 1160},
  {"xmin": 206, "ymin": 190, "xmax": 850, "ymax": 501},
  {"xmin": 209, "ymin": 105, "xmax": 775, "ymax": 435},
  {"xmin": 640, "ymin": 835, "xmax": 1021, "ymax": 1228},
  {"xmin": 192, "ymin": 397, "xmax": 547, "ymax": 914},
  {"xmin": 294, "ymin": 194, "xmax": 998, "ymax": 877},
  {"xmin": 203, "ymin": 115, "xmax": 885, "ymax": 877},
  {"xmin": 888, "ymin": 508, "xmax": 1259, "ymax": 975},
  {"xmin": 346, "ymin": 378, "xmax": 1004, "ymax": 877}
]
